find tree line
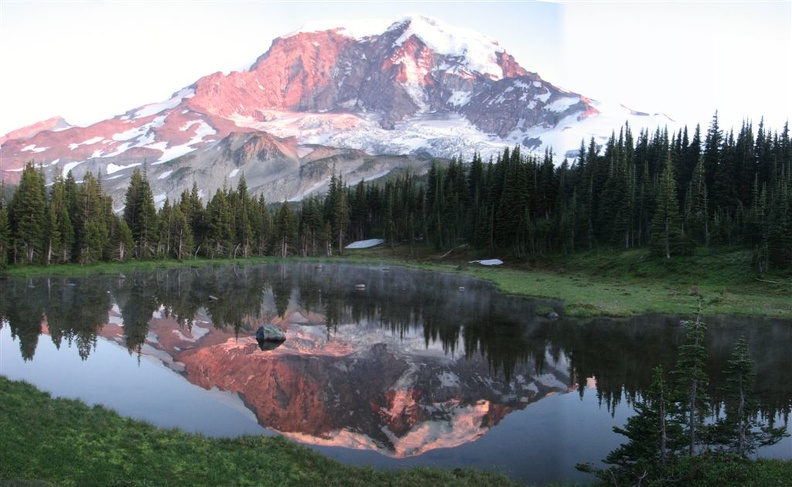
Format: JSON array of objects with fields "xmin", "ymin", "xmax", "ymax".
[{"xmin": 0, "ymin": 113, "xmax": 789, "ymax": 272}]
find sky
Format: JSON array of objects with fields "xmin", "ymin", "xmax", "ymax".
[{"xmin": 0, "ymin": 0, "xmax": 789, "ymax": 136}]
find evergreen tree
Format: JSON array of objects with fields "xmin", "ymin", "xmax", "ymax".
[
  {"xmin": 703, "ymin": 112, "xmax": 723, "ymax": 203},
  {"xmin": 273, "ymin": 202, "xmax": 297, "ymax": 257},
  {"xmin": 113, "ymin": 217, "xmax": 134, "ymax": 262},
  {"xmin": 651, "ymin": 155, "xmax": 691, "ymax": 258},
  {"xmin": 349, "ymin": 179, "xmax": 368, "ymax": 242},
  {"xmin": 169, "ymin": 202, "xmax": 193, "ymax": 260},
  {"xmin": 674, "ymin": 314, "xmax": 711, "ymax": 456},
  {"xmin": 766, "ymin": 178, "xmax": 792, "ymax": 270},
  {"xmin": 8, "ymin": 162, "xmax": 47, "ymax": 264},
  {"xmin": 206, "ymin": 189, "xmax": 234, "ymax": 258},
  {"xmin": 298, "ymin": 197, "xmax": 324, "ymax": 257},
  {"xmin": 123, "ymin": 167, "xmax": 158, "ymax": 259},
  {"xmin": 686, "ymin": 157, "xmax": 710, "ymax": 246},
  {"xmin": 156, "ymin": 199, "xmax": 174, "ymax": 258},
  {"xmin": 180, "ymin": 182, "xmax": 206, "ymax": 255},
  {"xmin": 0, "ymin": 198, "xmax": 9, "ymax": 270},
  {"xmin": 46, "ymin": 176, "xmax": 75, "ymax": 264},
  {"xmin": 63, "ymin": 171, "xmax": 80, "ymax": 261},
  {"xmin": 324, "ymin": 172, "xmax": 349, "ymax": 254},
  {"xmin": 252, "ymin": 193, "xmax": 271, "ymax": 256},
  {"xmin": 233, "ymin": 175, "xmax": 254, "ymax": 258},
  {"xmin": 75, "ymin": 172, "xmax": 111, "ymax": 264}
]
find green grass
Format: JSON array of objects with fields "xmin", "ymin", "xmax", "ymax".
[
  {"xmin": 0, "ymin": 377, "xmax": 522, "ymax": 487},
  {"xmin": 2, "ymin": 377, "xmax": 789, "ymax": 487},
  {"xmin": 2, "ymin": 256, "xmax": 288, "ymax": 278},
  {"xmin": 353, "ymin": 245, "xmax": 792, "ymax": 319}
]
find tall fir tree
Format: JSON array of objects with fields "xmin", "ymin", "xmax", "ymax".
[
  {"xmin": 123, "ymin": 167, "xmax": 158, "ymax": 259},
  {"xmin": 8, "ymin": 162, "xmax": 47, "ymax": 264},
  {"xmin": 273, "ymin": 201, "xmax": 297, "ymax": 257},
  {"xmin": 45, "ymin": 176, "xmax": 75, "ymax": 264},
  {"xmin": 673, "ymin": 313, "xmax": 711, "ymax": 456},
  {"xmin": 0, "ymin": 194, "xmax": 9, "ymax": 269},
  {"xmin": 206, "ymin": 189, "xmax": 234, "ymax": 258},
  {"xmin": 233, "ymin": 175, "xmax": 254, "ymax": 258},
  {"xmin": 324, "ymin": 172, "xmax": 349, "ymax": 255},
  {"xmin": 76, "ymin": 172, "xmax": 111, "ymax": 264},
  {"xmin": 651, "ymin": 155, "xmax": 691, "ymax": 258}
]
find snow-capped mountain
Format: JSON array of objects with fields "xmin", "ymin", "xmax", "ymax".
[{"xmin": 0, "ymin": 14, "xmax": 673, "ymax": 204}]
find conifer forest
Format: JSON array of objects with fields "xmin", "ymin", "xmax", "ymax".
[{"xmin": 1, "ymin": 114, "xmax": 790, "ymax": 273}]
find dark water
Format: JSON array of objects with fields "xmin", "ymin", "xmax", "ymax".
[{"xmin": 1, "ymin": 263, "xmax": 790, "ymax": 485}]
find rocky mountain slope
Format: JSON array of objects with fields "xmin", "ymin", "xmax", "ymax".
[{"xmin": 0, "ymin": 14, "xmax": 673, "ymax": 205}]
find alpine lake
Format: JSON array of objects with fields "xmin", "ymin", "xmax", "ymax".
[{"xmin": 1, "ymin": 263, "xmax": 790, "ymax": 485}]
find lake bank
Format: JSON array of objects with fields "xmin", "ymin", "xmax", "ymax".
[
  {"xmin": 4, "ymin": 245, "xmax": 790, "ymax": 319},
  {"xmin": 0, "ymin": 377, "xmax": 521, "ymax": 487},
  {"xmin": 348, "ymin": 245, "xmax": 792, "ymax": 319}
]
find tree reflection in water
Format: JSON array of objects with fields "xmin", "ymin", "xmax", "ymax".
[{"xmin": 1, "ymin": 263, "xmax": 790, "ymax": 436}]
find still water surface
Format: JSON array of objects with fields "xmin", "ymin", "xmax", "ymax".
[{"xmin": 1, "ymin": 263, "xmax": 790, "ymax": 485}]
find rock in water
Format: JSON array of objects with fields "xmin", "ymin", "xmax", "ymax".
[{"xmin": 255, "ymin": 324, "xmax": 286, "ymax": 343}]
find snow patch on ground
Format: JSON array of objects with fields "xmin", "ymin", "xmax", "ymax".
[
  {"xmin": 68, "ymin": 136, "xmax": 104, "ymax": 150},
  {"xmin": 61, "ymin": 161, "xmax": 84, "ymax": 177},
  {"xmin": 151, "ymin": 115, "xmax": 168, "ymax": 128},
  {"xmin": 133, "ymin": 87, "xmax": 195, "ymax": 119},
  {"xmin": 158, "ymin": 170, "xmax": 173, "ymax": 180},
  {"xmin": 103, "ymin": 142, "xmax": 132, "ymax": 158},
  {"xmin": 82, "ymin": 136, "xmax": 104, "ymax": 145},
  {"xmin": 191, "ymin": 120, "xmax": 216, "ymax": 140},
  {"xmin": 447, "ymin": 90, "xmax": 471, "ymax": 107},
  {"xmin": 544, "ymin": 96, "xmax": 580, "ymax": 113},
  {"xmin": 345, "ymin": 239, "xmax": 385, "ymax": 249},
  {"xmin": 469, "ymin": 259, "xmax": 503, "ymax": 266},
  {"xmin": 229, "ymin": 168, "xmax": 240, "ymax": 178},
  {"xmin": 113, "ymin": 125, "xmax": 147, "ymax": 142},
  {"xmin": 535, "ymin": 91, "xmax": 551, "ymax": 104},
  {"xmin": 143, "ymin": 120, "xmax": 216, "ymax": 165},
  {"xmin": 106, "ymin": 162, "xmax": 141, "ymax": 175},
  {"xmin": 21, "ymin": 144, "xmax": 48, "ymax": 153},
  {"xmin": 147, "ymin": 142, "xmax": 190, "ymax": 165}
]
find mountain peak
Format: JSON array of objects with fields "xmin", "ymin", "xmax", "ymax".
[
  {"xmin": 285, "ymin": 14, "xmax": 509, "ymax": 81},
  {"xmin": 386, "ymin": 14, "xmax": 507, "ymax": 80}
]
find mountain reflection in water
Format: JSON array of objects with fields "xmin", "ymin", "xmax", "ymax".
[{"xmin": 1, "ymin": 263, "xmax": 790, "ymax": 482}]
